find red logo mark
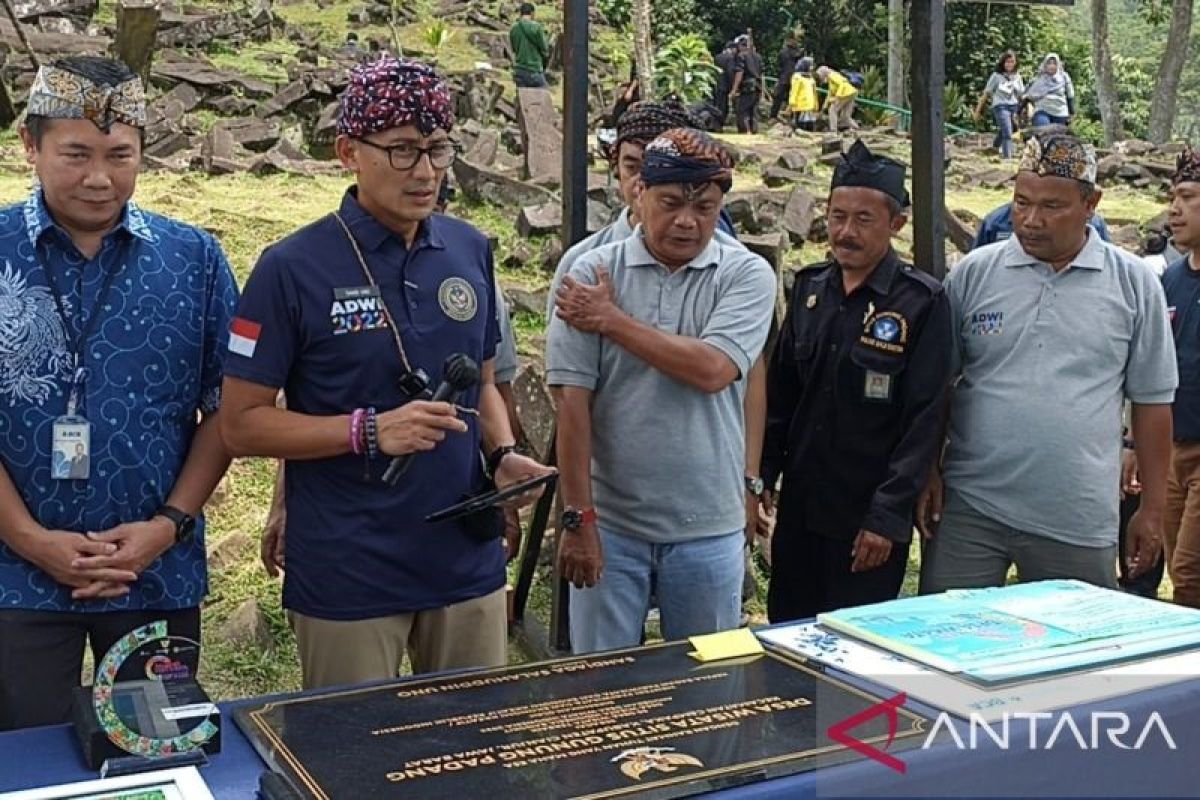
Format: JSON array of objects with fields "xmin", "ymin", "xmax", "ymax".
[{"xmin": 827, "ymin": 692, "xmax": 908, "ymax": 774}]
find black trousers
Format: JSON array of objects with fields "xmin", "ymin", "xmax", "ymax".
[
  {"xmin": 713, "ymin": 90, "xmax": 730, "ymax": 129},
  {"xmin": 0, "ymin": 607, "xmax": 200, "ymax": 731},
  {"xmin": 769, "ymin": 77, "xmax": 792, "ymax": 119},
  {"xmin": 735, "ymin": 92, "xmax": 760, "ymax": 134},
  {"xmin": 1117, "ymin": 493, "xmax": 1166, "ymax": 598},
  {"xmin": 768, "ymin": 530, "xmax": 908, "ymax": 623}
]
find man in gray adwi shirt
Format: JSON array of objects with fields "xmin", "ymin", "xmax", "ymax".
[
  {"xmin": 918, "ymin": 127, "xmax": 1177, "ymax": 593},
  {"xmin": 547, "ymin": 128, "xmax": 775, "ymax": 654}
]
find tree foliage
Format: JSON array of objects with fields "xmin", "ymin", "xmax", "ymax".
[
  {"xmin": 598, "ymin": 0, "xmax": 711, "ymax": 43},
  {"xmin": 653, "ymin": 34, "xmax": 722, "ymax": 102},
  {"xmin": 649, "ymin": 0, "xmax": 1192, "ymax": 142}
]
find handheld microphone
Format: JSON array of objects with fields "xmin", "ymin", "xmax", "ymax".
[{"xmin": 382, "ymin": 353, "xmax": 480, "ymax": 486}]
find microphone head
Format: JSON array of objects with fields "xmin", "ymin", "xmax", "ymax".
[{"xmin": 443, "ymin": 353, "xmax": 480, "ymax": 390}]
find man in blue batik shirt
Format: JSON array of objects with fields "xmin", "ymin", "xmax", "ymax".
[{"xmin": 0, "ymin": 57, "xmax": 238, "ymax": 730}]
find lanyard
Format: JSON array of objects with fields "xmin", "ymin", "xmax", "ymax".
[
  {"xmin": 332, "ymin": 211, "xmax": 416, "ymax": 374},
  {"xmin": 36, "ymin": 238, "xmax": 125, "ymax": 416},
  {"xmin": 330, "ymin": 212, "xmax": 478, "ymax": 418}
]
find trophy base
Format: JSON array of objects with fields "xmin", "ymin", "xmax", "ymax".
[
  {"xmin": 102, "ymin": 748, "xmax": 209, "ymax": 778},
  {"xmin": 71, "ymin": 681, "xmax": 222, "ymax": 771}
]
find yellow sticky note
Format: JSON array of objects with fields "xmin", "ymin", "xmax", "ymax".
[{"xmin": 687, "ymin": 628, "xmax": 764, "ymax": 662}]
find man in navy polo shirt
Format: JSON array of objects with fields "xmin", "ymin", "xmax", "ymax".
[
  {"xmin": 1161, "ymin": 145, "xmax": 1200, "ymax": 607},
  {"xmin": 0, "ymin": 57, "xmax": 238, "ymax": 730},
  {"xmin": 220, "ymin": 58, "xmax": 551, "ymax": 689}
]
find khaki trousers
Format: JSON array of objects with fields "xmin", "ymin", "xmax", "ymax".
[
  {"xmin": 1164, "ymin": 442, "xmax": 1200, "ymax": 607},
  {"xmin": 289, "ymin": 587, "xmax": 508, "ymax": 689},
  {"xmin": 828, "ymin": 96, "xmax": 858, "ymax": 132}
]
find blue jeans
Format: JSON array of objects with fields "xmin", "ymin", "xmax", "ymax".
[
  {"xmin": 992, "ymin": 104, "xmax": 1018, "ymax": 158},
  {"xmin": 1032, "ymin": 110, "xmax": 1069, "ymax": 127},
  {"xmin": 569, "ymin": 527, "xmax": 744, "ymax": 654},
  {"xmin": 513, "ymin": 68, "xmax": 547, "ymax": 88}
]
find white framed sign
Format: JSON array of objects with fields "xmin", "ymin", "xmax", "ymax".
[{"xmin": 0, "ymin": 766, "xmax": 214, "ymax": 800}]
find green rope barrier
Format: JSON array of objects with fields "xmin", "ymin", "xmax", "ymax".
[{"xmin": 757, "ymin": 76, "xmax": 981, "ymax": 138}]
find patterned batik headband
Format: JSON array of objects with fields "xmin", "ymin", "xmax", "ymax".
[
  {"xmin": 1173, "ymin": 144, "xmax": 1200, "ymax": 186},
  {"xmin": 640, "ymin": 128, "xmax": 734, "ymax": 194},
  {"xmin": 336, "ymin": 56, "xmax": 454, "ymax": 138},
  {"xmin": 26, "ymin": 65, "xmax": 146, "ymax": 132},
  {"xmin": 1018, "ymin": 134, "xmax": 1097, "ymax": 185}
]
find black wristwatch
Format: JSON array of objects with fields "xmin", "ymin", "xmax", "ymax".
[
  {"xmin": 744, "ymin": 475, "xmax": 765, "ymax": 497},
  {"xmin": 155, "ymin": 505, "xmax": 196, "ymax": 545},
  {"xmin": 561, "ymin": 507, "xmax": 598, "ymax": 533},
  {"xmin": 486, "ymin": 444, "xmax": 519, "ymax": 478}
]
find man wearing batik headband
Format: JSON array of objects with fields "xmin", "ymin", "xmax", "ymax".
[
  {"xmin": 919, "ymin": 127, "xmax": 1177, "ymax": 594},
  {"xmin": 547, "ymin": 128, "xmax": 775, "ymax": 653},
  {"xmin": 761, "ymin": 140, "xmax": 952, "ymax": 621},
  {"xmin": 0, "ymin": 56, "xmax": 238, "ymax": 730},
  {"xmin": 550, "ymin": 102, "xmax": 767, "ymax": 612},
  {"xmin": 220, "ymin": 57, "xmax": 552, "ymax": 689},
  {"xmin": 1156, "ymin": 145, "xmax": 1200, "ymax": 608}
]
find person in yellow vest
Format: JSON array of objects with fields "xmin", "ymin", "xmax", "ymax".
[
  {"xmin": 817, "ymin": 65, "xmax": 859, "ymax": 133},
  {"xmin": 788, "ymin": 57, "xmax": 818, "ymax": 132}
]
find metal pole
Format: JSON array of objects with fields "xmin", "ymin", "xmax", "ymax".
[
  {"xmin": 561, "ymin": 0, "xmax": 588, "ymax": 248},
  {"xmin": 910, "ymin": 0, "xmax": 946, "ymax": 280},
  {"xmin": 887, "ymin": 0, "xmax": 905, "ymax": 132}
]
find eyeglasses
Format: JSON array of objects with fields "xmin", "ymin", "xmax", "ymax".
[{"xmin": 357, "ymin": 138, "xmax": 460, "ymax": 170}]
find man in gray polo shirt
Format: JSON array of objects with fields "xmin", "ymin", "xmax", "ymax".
[
  {"xmin": 550, "ymin": 100, "xmax": 769, "ymax": 560},
  {"xmin": 546, "ymin": 128, "xmax": 775, "ymax": 653},
  {"xmin": 919, "ymin": 128, "xmax": 1177, "ymax": 592}
]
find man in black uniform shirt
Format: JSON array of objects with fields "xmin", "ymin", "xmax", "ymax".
[
  {"xmin": 729, "ymin": 35, "xmax": 764, "ymax": 134},
  {"xmin": 760, "ymin": 140, "xmax": 952, "ymax": 621},
  {"xmin": 712, "ymin": 41, "xmax": 738, "ymax": 131}
]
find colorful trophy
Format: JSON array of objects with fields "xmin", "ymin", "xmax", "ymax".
[{"xmin": 74, "ymin": 621, "xmax": 220, "ymax": 775}]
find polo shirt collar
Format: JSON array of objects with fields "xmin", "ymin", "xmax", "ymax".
[
  {"xmin": 999, "ymin": 227, "xmax": 1106, "ymax": 271},
  {"xmin": 814, "ymin": 248, "xmax": 901, "ymax": 294},
  {"xmin": 23, "ymin": 189, "xmax": 155, "ymax": 249},
  {"xmin": 338, "ymin": 186, "xmax": 446, "ymax": 253},
  {"xmin": 611, "ymin": 207, "xmax": 634, "ymax": 239},
  {"xmin": 626, "ymin": 225, "xmax": 722, "ymax": 271}
]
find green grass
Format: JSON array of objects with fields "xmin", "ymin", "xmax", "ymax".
[
  {"xmin": 200, "ymin": 459, "xmax": 302, "ymax": 698},
  {"xmin": 204, "ymin": 39, "xmax": 300, "ymax": 86},
  {"xmin": 274, "ymin": 2, "xmax": 395, "ymax": 48}
]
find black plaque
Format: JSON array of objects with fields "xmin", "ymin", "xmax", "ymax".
[{"xmin": 236, "ymin": 643, "xmax": 928, "ymax": 799}]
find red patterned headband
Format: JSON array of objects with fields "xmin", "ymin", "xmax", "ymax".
[{"xmin": 336, "ymin": 56, "xmax": 454, "ymax": 138}]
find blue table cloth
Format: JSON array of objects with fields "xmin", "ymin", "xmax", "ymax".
[{"xmin": 2, "ymin": 665, "xmax": 1197, "ymax": 798}]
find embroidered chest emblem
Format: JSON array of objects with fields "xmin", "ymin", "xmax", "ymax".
[
  {"xmin": 860, "ymin": 308, "xmax": 908, "ymax": 354},
  {"xmin": 969, "ymin": 310, "xmax": 1004, "ymax": 336},
  {"xmin": 438, "ymin": 277, "xmax": 478, "ymax": 322}
]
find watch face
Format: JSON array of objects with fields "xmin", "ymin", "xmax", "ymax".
[
  {"xmin": 561, "ymin": 509, "xmax": 581, "ymax": 531},
  {"xmin": 178, "ymin": 516, "xmax": 196, "ymax": 542}
]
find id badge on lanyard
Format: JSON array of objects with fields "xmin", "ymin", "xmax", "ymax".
[
  {"xmin": 40, "ymin": 242, "xmax": 122, "ymax": 482},
  {"xmin": 52, "ymin": 364, "xmax": 90, "ymax": 480}
]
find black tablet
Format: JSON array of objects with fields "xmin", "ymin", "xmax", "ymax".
[{"xmin": 425, "ymin": 470, "xmax": 559, "ymax": 523}]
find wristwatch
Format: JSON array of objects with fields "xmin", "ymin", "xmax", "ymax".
[
  {"xmin": 744, "ymin": 475, "xmax": 765, "ymax": 497},
  {"xmin": 155, "ymin": 505, "xmax": 196, "ymax": 545},
  {"xmin": 486, "ymin": 444, "xmax": 519, "ymax": 478},
  {"xmin": 560, "ymin": 507, "xmax": 598, "ymax": 533}
]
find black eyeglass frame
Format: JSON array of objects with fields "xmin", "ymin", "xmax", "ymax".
[{"xmin": 356, "ymin": 137, "xmax": 461, "ymax": 170}]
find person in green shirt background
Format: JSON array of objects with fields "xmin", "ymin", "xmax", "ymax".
[{"xmin": 509, "ymin": 2, "xmax": 549, "ymax": 88}]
